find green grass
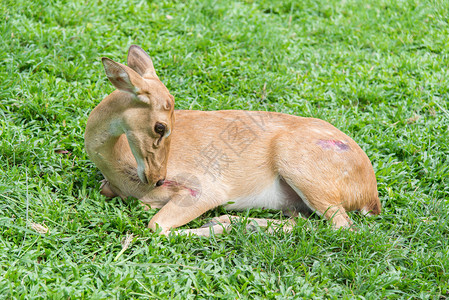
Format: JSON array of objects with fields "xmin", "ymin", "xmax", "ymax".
[{"xmin": 1, "ymin": 0, "xmax": 449, "ymax": 298}]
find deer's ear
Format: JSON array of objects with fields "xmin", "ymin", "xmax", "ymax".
[
  {"xmin": 127, "ymin": 45, "xmax": 159, "ymax": 79},
  {"xmin": 102, "ymin": 57, "xmax": 146, "ymax": 94}
]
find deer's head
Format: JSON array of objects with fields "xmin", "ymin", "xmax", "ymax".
[{"xmin": 102, "ymin": 45, "xmax": 174, "ymax": 187}]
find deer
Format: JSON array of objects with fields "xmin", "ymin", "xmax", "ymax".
[{"xmin": 85, "ymin": 45, "xmax": 380, "ymax": 237}]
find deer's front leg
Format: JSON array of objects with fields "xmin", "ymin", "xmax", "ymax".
[
  {"xmin": 148, "ymin": 190, "xmax": 224, "ymax": 236},
  {"xmin": 99, "ymin": 179, "xmax": 119, "ymax": 198}
]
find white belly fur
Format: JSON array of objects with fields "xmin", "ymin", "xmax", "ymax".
[{"xmin": 224, "ymin": 177, "xmax": 288, "ymax": 211}]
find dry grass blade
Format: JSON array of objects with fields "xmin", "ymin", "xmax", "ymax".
[
  {"xmin": 30, "ymin": 222, "xmax": 49, "ymax": 234},
  {"xmin": 114, "ymin": 232, "xmax": 135, "ymax": 261}
]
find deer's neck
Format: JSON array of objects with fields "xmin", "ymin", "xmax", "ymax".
[{"xmin": 85, "ymin": 91, "xmax": 132, "ymax": 165}]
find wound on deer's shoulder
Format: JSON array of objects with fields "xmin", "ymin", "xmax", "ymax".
[{"xmin": 317, "ymin": 139, "xmax": 350, "ymax": 152}]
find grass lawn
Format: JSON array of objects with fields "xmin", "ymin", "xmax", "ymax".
[{"xmin": 1, "ymin": 0, "xmax": 449, "ymax": 298}]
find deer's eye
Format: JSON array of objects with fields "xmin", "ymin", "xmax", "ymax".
[{"xmin": 154, "ymin": 123, "xmax": 166, "ymax": 136}]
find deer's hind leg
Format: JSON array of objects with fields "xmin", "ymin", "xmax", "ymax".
[
  {"xmin": 199, "ymin": 215, "xmax": 296, "ymax": 235},
  {"xmin": 280, "ymin": 172, "xmax": 353, "ymax": 229},
  {"xmin": 289, "ymin": 183, "xmax": 352, "ymax": 229}
]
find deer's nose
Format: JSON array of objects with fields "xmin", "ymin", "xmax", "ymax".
[{"xmin": 155, "ymin": 179, "xmax": 165, "ymax": 187}]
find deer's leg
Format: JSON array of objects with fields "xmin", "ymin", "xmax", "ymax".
[
  {"xmin": 177, "ymin": 215, "xmax": 296, "ymax": 237},
  {"xmin": 148, "ymin": 190, "xmax": 225, "ymax": 236},
  {"xmin": 279, "ymin": 170, "xmax": 353, "ymax": 229},
  {"xmin": 180, "ymin": 220, "xmax": 232, "ymax": 237},
  {"xmin": 207, "ymin": 215, "xmax": 296, "ymax": 233},
  {"xmin": 292, "ymin": 182, "xmax": 352, "ymax": 229},
  {"xmin": 99, "ymin": 179, "xmax": 119, "ymax": 198}
]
